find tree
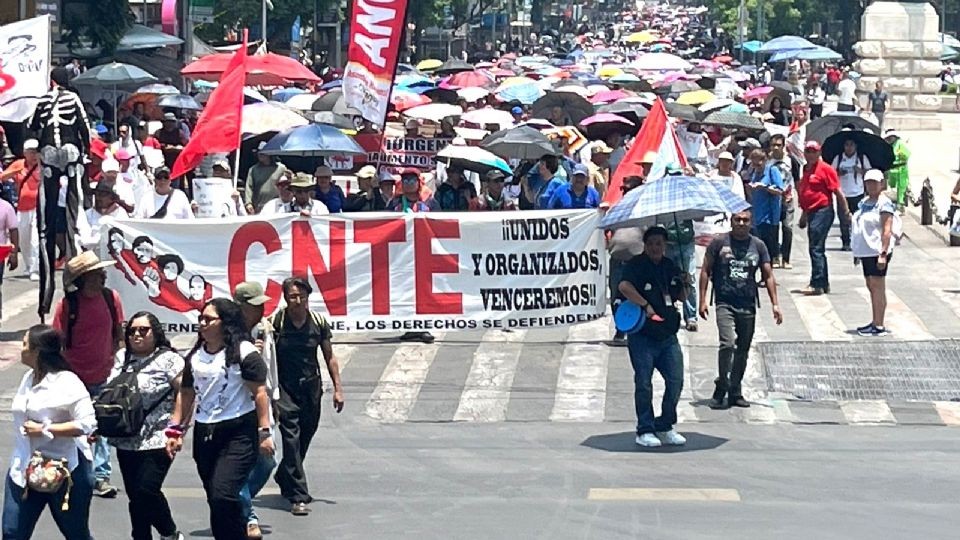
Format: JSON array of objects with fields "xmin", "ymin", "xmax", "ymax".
[
  {"xmin": 709, "ymin": 0, "xmax": 838, "ymax": 41},
  {"xmin": 195, "ymin": 0, "xmax": 336, "ymax": 49},
  {"xmin": 61, "ymin": 0, "xmax": 134, "ymax": 56}
]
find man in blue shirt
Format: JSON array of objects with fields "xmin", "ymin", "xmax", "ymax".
[
  {"xmin": 522, "ymin": 154, "xmax": 567, "ymax": 210},
  {"xmin": 548, "ymin": 164, "xmax": 601, "ymax": 209},
  {"xmin": 746, "ymin": 148, "xmax": 785, "ymax": 263}
]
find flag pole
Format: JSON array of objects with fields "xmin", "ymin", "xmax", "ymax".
[{"xmin": 233, "ymin": 29, "xmax": 249, "ymax": 190}]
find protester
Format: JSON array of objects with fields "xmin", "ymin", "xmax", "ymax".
[
  {"xmin": 767, "ymin": 134, "xmax": 795, "ymax": 269},
  {"xmin": 867, "ymin": 81, "xmax": 889, "ymax": 131},
  {"xmin": 836, "ymin": 70, "xmax": 859, "ymax": 112},
  {"xmin": 617, "ymin": 226, "xmax": 686, "ymax": 448},
  {"xmin": 0, "ymin": 139, "xmax": 40, "ymax": 280},
  {"xmin": 830, "ymin": 136, "xmax": 871, "ymax": 251},
  {"xmin": 272, "ymin": 277, "xmax": 344, "ymax": 516},
  {"xmin": 702, "ymin": 151, "xmax": 745, "ymax": 237},
  {"xmin": 548, "ymin": 164, "xmax": 600, "ymax": 209},
  {"xmin": 165, "ymin": 298, "xmax": 273, "ymax": 540},
  {"xmin": 52, "ymin": 251, "xmax": 124, "ymax": 499},
  {"xmin": 435, "ymin": 166, "xmax": 477, "ymax": 211},
  {"xmin": 470, "ymin": 170, "xmax": 518, "ymax": 211},
  {"xmin": 82, "ymin": 183, "xmax": 128, "ymax": 250},
  {"xmin": 852, "ymin": 170, "xmax": 897, "ymax": 337},
  {"xmin": 343, "ymin": 165, "xmax": 387, "ymax": 212},
  {"xmin": 244, "ymin": 143, "xmax": 287, "ymax": 214},
  {"xmin": 699, "ymin": 210, "xmax": 783, "ymax": 410},
  {"xmin": 112, "ymin": 124, "xmax": 145, "ymax": 172},
  {"xmin": 135, "ymin": 167, "xmax": 194, "ymax": 220},
  {"xmin": 289, "ymin": 173, "xmax": 330, "ymax": 216},
  {"xmin": 156, "ymin": 113, "xmax": 188, "ymax": 169},
  {"xmin": 520, "ymin": 154, "xmax": 566, "ymax": 210},
  {"xmin": 767, "ymin": 96, "xmax": 790, "ymax": 126},
  {"xmin": 313, "ymin": 165, "xmax": 345, "ymax": 213},
  {"xmin": 798, "ymin": 141, "xmax": 850, "ymax": 296},
  {"xmin": 805, "ymin": 76, "xmax": 826, "ymax": 119},
  {"xmin": 107, "ymin": 312, "xmax": 185, "ymax": 540},
  {"xmin": 607, "ymin": 175, "xmax": 646, "ymax": 345},
  {"xmin": 258, "ymin": 173, "xmax": 295, "ymax": 215},
  {"xmin": 2, "ymin": 325, "xmax": 96, "ymax": 539},
  {"xmin": 587, "ymin": 142, "xmax": 612, "ymax": 197},
  {"xmin": 884, "ymin": 129, "xmax": 911, "ymax": 214},
  {"xmin": 233, "ymin": 282, "xmax": 279, "ymax": 540},
  {"xmin": 99, "ymin": 158, "xmax": 136, "ymax": 214},
  {"xmin": 387, "ymin": 169, "xmax": 439, "ymax": 213},
  {"xmin": 746, "ymin": 148, "xmax": 784, "ymax": 264}
]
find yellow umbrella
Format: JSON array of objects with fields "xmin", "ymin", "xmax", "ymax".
[
  {"xmin": 625, "ymin": 31, "xmax": 657, "ymax": 44},
  {"xmin": 676, "ymin": 89, "xmax": 716, "ymax": 106},
  {"xmin": 495, "ymin": 76, "xmax": 537, "ymax": 92},
  {"xmin": 417, "ymin": 59, "xmax": 443, "ymax": 71},
  {"xmin": 597, "ymin": 66, "xmax": 625, "ymax": 79}
]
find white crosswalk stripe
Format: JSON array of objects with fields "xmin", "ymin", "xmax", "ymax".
[
  {"xmin": 549, "ymin": 317, "xmax": 610, "ymax": 422},
  {"xmin": 855, "ymin": 288, "xmax": 934, "ymax": 340},
  {"xmin": 363, "ymin": 334, "xmax": 445, "ymax": 424},
  {"xmin": 792, "ymin": 294, "xmax": 852, "ymax": 341},
  {"xmin": 453, "ymin": 329, "xmax": 527, "ymax": 423}
]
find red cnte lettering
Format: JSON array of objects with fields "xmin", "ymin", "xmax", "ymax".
[
  {"xmin": 292, "ymin": 220, "xmax": 347, "ymax": 316},
  {"xmin": 228, "ymin": 221, "xmax": 283, "ymax": 315},
  {"xmin": 354, "ymin": 218, "xmax": 406, "ymax": 315},
  {"xmin": 414, "ymin": 219, "xmax": 462, "ymax": 315}
]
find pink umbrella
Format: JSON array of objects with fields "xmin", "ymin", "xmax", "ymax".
[
  {"xmin": 392, "ymin": 91, "xmax": 431, "ymax": 111},
  {"xmin": 743, "ymin": 86, "xmax": 773, "ymax": 101},
  {"xmin": 439, "ymin": 70, "xmax": 496, "ymax": 90},
  {"xmin": 488, "ymin": 68, "xmax": 515, "ymax": 78},
  {"xmin": 589, "ymin": 89, "xmax": 632, "ymax": 104},
  {"xmin": 579, "ymin": 112, "xmax": 636, "ymax": 138},
  {"xmin": 580, "ymin": 112, "xmax": 635, "ymax": 127}
]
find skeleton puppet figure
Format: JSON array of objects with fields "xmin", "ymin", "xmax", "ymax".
[{"xmin": 28, "ymin": 67, "xmax": 91, "ymax": 318}]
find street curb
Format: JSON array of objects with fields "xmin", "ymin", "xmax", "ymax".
[{"xmin": 906, "ymin": 207, "xmax": 953, "ymax": 245}]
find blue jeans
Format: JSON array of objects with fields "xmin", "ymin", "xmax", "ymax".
[
  {"xmin": 665, "ymin": 242, "xmax": 697, "ymax": 322},
  {"xmin": 2, "ymin": 453, "xmax": 95, "ymax": 540},
  {"xmin": 85, "ymin": 383, "xmax": 111, "ymax": 481},
  {"xmin": 806, "ymin": 205, "xmax": 835, "ymax": 290},
  {"xmin": 239, "ymin": 452, "xmax": 277, "ymax": 524},
  {"xmin": 626, "ymin": 333, "xmax": 684, "ymax": 435}
]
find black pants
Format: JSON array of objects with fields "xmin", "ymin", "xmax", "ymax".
[
  {"xmin": 780, "ymin": 200, "xmax": 795, "ymax": 263},
  {"xmin": 839, "ymin": 194, "xmax": 863, "ymax": 247},
  {"xmin": 194, "ymin": 411, "xmax": 259, "ymax": 540},
  {"xmin": 714, "ymin": 303, "xmax": 757, "ymax": 399},
  {"xmin": 116, "ymin": 448, "xmax": 177, "ymax": 540},
  {"xmin": 275, "ymin": 376, "xmax": 322, "ymax": 504},
  {"xmin": 810, "ymin": 103, "xmax": 823, "ymax": 119},
  {"xmin": 757, "ymin": 223, "xmax": 781, "ymax": 260}
]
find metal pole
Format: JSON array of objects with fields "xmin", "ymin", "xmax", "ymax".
[
  {"xmin": 738, "ymin": 0, "xmax": 745, "ymax": 63},
  {"xmin": 313, "ymin": 0, "xmax": 319, "ymax": 64},
  {"xmin": 262, "ymin": 0, "xmax": 268, "ymax": 48}
]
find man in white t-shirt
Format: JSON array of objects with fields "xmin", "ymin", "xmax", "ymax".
[
  {"xmin": 836, "ymin": 70, "xmax": 859, "ymax": 112},
  {"xmin": 830, "ymin": 137, "xmax": 871, "ymax": 251}
]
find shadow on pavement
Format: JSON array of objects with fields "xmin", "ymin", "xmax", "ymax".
[
  {"xmin": 255, "ymin": 493, "xmax": 337, "ymax": 511},
  {"xmin": 580, "ymin": 431, "xmax": 728, "ymax": 453}
]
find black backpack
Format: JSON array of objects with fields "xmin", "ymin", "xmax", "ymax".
[{"xmin": 93, "ymin": 351, "xmax": 170, "ymax": 438}]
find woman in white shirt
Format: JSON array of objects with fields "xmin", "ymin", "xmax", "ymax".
[
  {"xmin": 851, "ymin": 170, "xmax": 897, "ymax": 337},
  {"xmin": 165, "ymin": 299, "xmax": 273, "ymax": 540},
  {"xmin": 134, "ymin": 167, "xmax": 194, "ymax": 220},
  {"xmin": 830, "ymin": 137, "xmax": 871, "ymax": 251},
  {"xmin": 82, "ymin": 183, "xmax": 129, "ymax": 250},
  {"xmin": 2, "ymin": 325, "xmax": 97, "ymax": 539}
]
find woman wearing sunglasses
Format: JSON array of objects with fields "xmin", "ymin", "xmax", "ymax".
[
  {"xmin": 166, "ymin": 298, "xmax": 273, "ymax": 540},
  {"xmin": 107, "ymin": 312, "xmax": 185, "ymax": 540}
]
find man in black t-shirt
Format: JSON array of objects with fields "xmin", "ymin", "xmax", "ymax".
[
  {"xmin": 617, "ymin": 226, "xmax": 688, "ymax": 448},
  {"xmin": 698, "ymin": 210, "xmax": 783, "ymax": 410}
]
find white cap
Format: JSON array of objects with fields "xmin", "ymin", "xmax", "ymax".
[
  {"xmin": 213, "ymin": 159, "xmax": 231, "ymax": 171},
  {"xmin": 101, "ymin": 159, "xmax": 120, "ymax": 173},
  {"xmin": 718, "ymin": 151, "xmax": 734, "ymax": 161},
  {"xmin": 315, "ymin": 165, "xmax": 333, "ymax": 177},
  {"xmin": 864, "ymin": 169, "xmax": 885, "ymax": 183},
  {"xmin": 23, "ymin": 139, "xmax": 39, "ymax": 151}
]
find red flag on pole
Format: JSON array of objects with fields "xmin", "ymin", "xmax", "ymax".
[
  {"xmin": 171, "ymin": 33, "xmax": 248, "ymax": 179},
  {"xmin": 603, "ymin": 98, "xmax": 688, "ymax": 206}
]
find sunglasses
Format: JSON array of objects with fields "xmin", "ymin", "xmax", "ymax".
[
  {"xmin": 732, "ymin": 217, "xmax": 751, "ymax": 224},
  {"xmin": 198, "ymin": 315, "xmax": 221, "ymax": 325},
  {"xmin": 401, "ymin": 177, "xmax": 419, "ymax": 184},
  {"xmin": 129, "ymin": 326, "xmax": 152, "ymax": 336}
]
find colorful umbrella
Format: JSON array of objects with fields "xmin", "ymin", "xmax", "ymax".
[
  {"xmin": 598, "ymin": 66, "xmax": 625, "ymax": 79},
  {"xmin": 272, "ymin": 87, "xmax": 306, "ymax": 102},
  {"xmin": 758, "ymin": 35, "xmax": 817, "ymax": 54},
  {"xmin": 495, "ymin": 83, "xmax": 544, "ymax": 105},
  {"xmin": 259, "ymin": 123, "xmax": 365, "ymax": 157},
  {"xmin": 391, "ymin": 91, "xmax": 431, "ymax": 111},
  {"xmin": 589, "ymin": 89, "xmax": 632, "ymax": 104},
  {"xmin": 440, "ymin": 70, "xmax": 495, "ymax": 89},
  {"xmin": 403, "ymin": 103, "xmax": 463, "ymax": 123},
  {"xmin": 182, "ymin": 52, "xmax": 320, "ymax": 85},
  {"xmin": 743, "ymin": 86, "xmax": 774, "ymax": 101},
  {"xmin": 579, "ymin": 113, "xmax": 636, "ymax": 139},
  {"xmin": 609, "ymin": 73, "xmax": 641, "ymax": 84},
  {"xmin": 624, "ymin": 31, "xmax": 658, "ymax": 44},
  {"xmin": 434, "ymin": 144, "xmax": 512, "ymax": 175},
  {"xmin": 596, "ymin": 101, "xmax": 650, "ymax": 125},
  {"xmin": 599, "ymin": 175, "xmax": 750, "ymax": 231},
  {"xmin": 676, "ymin": 89, "xmax": 716, "ymax": 106},
  {"xmin": 496, "ymin": 76, "xmax": 537, "ymax": 92},
  {"xmin": 241, "ymin": 102, "xmax": 308, "ymax": 136},
  {"xmin": 417, "ymin": 59, "xmax": 443, "ymax": 71}
]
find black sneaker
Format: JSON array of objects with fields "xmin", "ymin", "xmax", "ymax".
[
  {"xmin": 856, "ymin": 323, "xmax": 874, "ymax": 334},
  {"xmin": 858, "ymin": 324, "xmax": 890, "ymax": 337},
  {"xmin": 730, "ymin": 396, "xmax": 751, "ymax": 408},
  {"xmin": 708, "ymin": 397, "xmax": 728, "ymax": 410},
  {"xmin": 419, "ymin": 332, "xmax": 435, "ymax": 344},
  {"xmin": 94, "ymin": 479, "xmax": 118, "ymax": 498}
]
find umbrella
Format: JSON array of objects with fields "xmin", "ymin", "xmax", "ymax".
[
  {"xmin": 821, "ymin": 130, "xmax": 895, "ymax": 172},
  {"xmin": 741, "ymin": 40, "xmax": 763, "ymax": 53},
  {"xmin": 182, "ymin": 52, "xmax": 321, "ymax": 85},
  {"xmin": 806, "ymin": 114, "xmax": 882, "ymax": 143},
  {"xmin": 417, "ymin": 59, "xmax": 443, "ymax": 71},
  {"xmin": 311, "ymin": 89, "xmax": 361, "ymax": 116},
  {"xmin": 758, "ymin": 35, "xmax": 817, "ymax": 54},
  {"xmin": 320, "ymin": 79, "xmax": 342, "ymax": 91},
  {"xmin": 461, "ymin": 108, "xmax": 515, "ymax": 130},
  {"xmin": 391, "ymin": 91, "xmax": 431, "ymax": 111},
  {"xmin": 313, "ymin": 111, "xmax": 357, "ymax": 131},
  {"xmin": 632, "ymin": 53, "xmax": 692, "ymax": 72},
  {"xmin": 589, "ymin": 89, "xmax": 632, "ymax": 104},
  {"xmin": 579, "ymin": 113, "xmax": 636, "ymax": 139},
  {"xmin": 157, "ymin": 94, "xmax": 202, "ymax": 110},
  {"xmin": 423, "ymin": 87, "xmax": 459, "ymax": 104},
  {"xmin": 285, "ymin": 93, "xmax": 323, "ymax": 111},
  {"xmin": 440, "ymin": 70, "xmax": 495, "ymax": 89},
  {"xmin": 701, "ymin": 110, "xmax": 764, "ymax": 131},
  {"xmin": 271, "ymin": 87, "xmax": 306, "ymax": 102},
  {"xmin": 134, "ymin": 83, "xmax": 179, "ymax": 95},
  {"xmin": 496, "ymin": 76, "xmax": 538, "ymax": 92},
  {"xmin": 599, "ymin": 175, "xmax": 750, "ymax": 231},
  {"xmin": 434, "ymin": 145, "xmax": 512, "ymax": 175},
  {"xmin": 743, "ymin": 86, "xmax": 773, "ymax": 101},
  {"xmin": 676, "ymin": 89, "xmax": 716, "ymax": 106},
  {"xmin": 699, "ymin": 99, "xmax": 747, "ymax": 114},
  {"xmin": 395, "ymin": 73, "xmax": 434, "ymax": 89},
  {"xmin": 532, "ymin": 92, "xmax": 594, "ymax": 125},
  {"xmin": 553, "ymin": 85, "xmax": 591, "ymax": 97},
  {"xmin": 665, "ymin": 102, "xmax": 705, "ymax": 123},
  {"xmin": 403, "ymin": 103, "xmax": 463, "ymax": 123},
  {"xmin": 598, "ymin": 66, "xmax": 625, "ymax": 79},
  {"xmin": 770, "ymin": 45, "xmax": 842, "ymax": 62},
  {"xmin": 624, "ymin": 31, "xmax": 658, "ymax": 44},
  {"xmin": 596, "ymin": 101, "xmax": 650, "ymax": 125},
  {"xmin": 73, "ymin": 62, "xmax": 157, "ymax": 87},
  {"xmin": 436, "ymin": 59, "xmax": 474, "ymax": 75},
  {"xmin": 481, "ymin": 126, "xmax": 557, "ymax": 160},
  {"xmin": 259, "ymin": 123, "xmax": 365, "ymax": 157},
  {"xmin": 457, "ymin": 86, "xmax": 490, "ymax": 103},
  {"xmin": 241, "ymin": 102, "xmax": 308, "ymax": 136}
]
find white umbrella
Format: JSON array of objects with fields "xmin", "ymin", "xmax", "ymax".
[
  {"xmin": 461, "ymin": 108, "xmax": 515, "ymax": 130},
  {"xmin": 631, "ymin": 53, "xmax": 693, "ymax": 71},
  {"xmin": 241, "ymin": 102, "xmax": 309, "ymax": 136},
  {"xmin": 457, "ymin": 87, "xmax": 490, "ymax": 103},
  {"xmin": 553, "ymin": 85, "xmax": 591, "ymax": 97},
  {"xmin": 284, "ymin": 93, "xmax": 322, "ymax": 111},
  {"xmin": 403, "ymin": 103, "xmax": 463, "ymax": 123}
]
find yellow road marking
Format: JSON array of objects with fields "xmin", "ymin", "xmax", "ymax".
[{"xmin": 588, "ymin": 488, "xmax": 740, "ymax": 502}]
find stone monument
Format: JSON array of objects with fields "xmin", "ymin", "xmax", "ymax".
[{"xmin": 853, "ymin": 1, "xmax": 943, "ymax": 130}]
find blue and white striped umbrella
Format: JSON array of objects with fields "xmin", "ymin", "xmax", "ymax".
[
  {"xmin": 599, "ymin": 175, "xmax": 750, "ymax": 231},
  {"xmin": 496, "ymin": 82, "xmax": 544, "ymax": 105}
]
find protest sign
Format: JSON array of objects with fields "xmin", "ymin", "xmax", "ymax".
[
  {"xmin": 0, "ymin": 16, "xmax": 51, "ymax": 122},
  {"xmin": 355, "ymin": 133, "xmax": 453, "ymax": 169},
  {"xmin": 342, "ymin": 0, "xmax": 410, "ymax": 123},
  {"xmin": 100, "ymin": 211, "xmax": 607, "ymax": 334},
  {"xmin": 192, "ymin": 177, "xmax": 237, "ymax": 217}
]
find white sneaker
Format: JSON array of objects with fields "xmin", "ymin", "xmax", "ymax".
[
  {"xmin": 29, "ymin": 273, "xmax": 39, "ymax": 282},
  {"xmin": 635, "ymin": 433, "xmax": 662, "ymax": 447},
  {"xmin": 656, "ymin": 430, "xmax": 687, "ymax": 446}
]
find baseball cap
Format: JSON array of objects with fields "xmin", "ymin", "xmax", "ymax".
[
  {"xmin": 884, "ymin": 128, "xmax": 900, "ymax": 139},
  {"xmin": 740, "ymin": 138, "xmax": 761, "ymax": 149},
  {"xmin": 213, "ymin": 159, "xmax": 231, "ymax": 171},
  {"xmin": 484, "ymin": 169, "xmax": 507, "ymax": 183},
  {"xmin": 378, "ymin": 170, "xmax": 396, "ymax": 183},
  {"xmin": 357, "ymin": 165, "xmax": 377, "ymax": 179},
  {"xmin": 592, "ymin": 141, "xmax": 614, "ymax": 154},
  {"xmin": 114, "ymin": 149, "xmax": 131, "ymax": 161},
  {"xmin": 572, "ymin": 163, "xmax": 589, "ymax": 177},
  {"xmin": 804, "ymin": 140, "xmax": 822, "ymax": 152},
  {"xmin": 163, "ymin": 112, "xmax": 177, "ymax": 121},
  {"xmin": 315, "ymin": 165, "xmax": 333, "ymax": 177},
  {"xmin": 718, "ymin": 151, "xmax": 734, "ymax": 161},
  {"xmin": 511, "ymin": 106, "xmax": 523, "ymax": 115},
  {"xmin": 101, "ymin": 159, "xmax": 120, "ymax": 173},
  {"xmin": 232, "ymin": 281, "xmax": 271, "ymax": 306},
  {"xmin": 23, "ymin": 139, "xmax": 38, "ymax": 151},
  {"xmin": 864, "ymin": 169, "xmax": 885, "ymax": 183}
]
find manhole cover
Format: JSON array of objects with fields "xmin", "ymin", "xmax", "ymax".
[{"xmin": 758, "ymin": 340, "xmax": 960, "ymax": 401}]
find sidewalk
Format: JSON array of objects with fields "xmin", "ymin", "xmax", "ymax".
[{"xmin": 901, "ymin": 113, "xmax": 960, "ymax": 244}]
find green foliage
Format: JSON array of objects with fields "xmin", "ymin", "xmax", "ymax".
[
  {"xmin": 195, "ymin": 0, "xmax": 335, "ymax": 47},
  {"xmin": 408, "ymin": 0, "xmax": 449, "ymax": 31},
  {"xmin": 709, "ymin": 0, "xmax": 840, "ymax": 41},
  {"xmin": 61, "ymin": 0, "xmax": 134, "ymax": 55}
]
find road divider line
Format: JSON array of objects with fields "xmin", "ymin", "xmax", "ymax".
[
  {"xmin": 588, "ymin": 488, "xmax": 740, "ymax": 502},
  {"xmin": 549, "ymin": 317, "xmax": 610, "ymax": 422},
  {"xmin": 453, "ymin": 329, "xmax": 526, "ymax": 423}
]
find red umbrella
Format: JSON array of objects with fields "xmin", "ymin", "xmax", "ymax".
[
  {"xmin": 392, "ymin": 92, "xmax": 431, "ymax": 111},
  {"xmin": 713, "ymin": 55, "xmax": 734, "ymax": 64},
  {"xmin": 439, "ymin": 70, "xmax": 496, "ymax": 90},
  {"xmin": 589, "ymin": 89, "xmax": 632, "ymax": 104},
  {"xmin": 182, "ymin": 52, "xmax": 321, "ymax": 85},
  {"xmin": 743, "ymin": 86, "xmax": 773, "ymax": 101}
]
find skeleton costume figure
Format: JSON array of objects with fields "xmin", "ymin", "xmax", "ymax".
[{"xmin": 28, "ymin": 67, "xmax": 91, "ymax": 318}]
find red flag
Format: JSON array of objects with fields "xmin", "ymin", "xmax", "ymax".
[
  {"xmin": 603, "ymin": 98, "xmax": 688, "ymax": 206},
  {"xmin": 171, "ymin": 35, "xmax": 248, "ymax": 179}
]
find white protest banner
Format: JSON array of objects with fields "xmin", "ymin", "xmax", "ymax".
[
  {"xmin": 99, "ymin": 211, "xmax": 607, "ymax": 334},
  {"xmin": 0, "ymin": 16, "xmax": 51, "ymax": 122},
  {"xmin": 192, "ymin": 177, "xmax": 237, "ymax": 217}
]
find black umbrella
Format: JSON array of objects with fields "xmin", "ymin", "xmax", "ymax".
[
  {"xmin": 805, "ymin": 114, "xmax": 881, "ymax": 143},
  {"xmin": 821, "ymin": 130, "xmax": 895, "ymax": 172},
  {"xmin": 531, "ymin": 92, "xmax": 594, "ymax": 125},
  {"xmin": 436, "ymin": 59, "xmax": 474, "ymax": 75},
  {"xmin": 313, "ymin": 111, "xmax": 356, "ymax": 130},
  {"xmin": 665, "ymin": 102, "xmax": 705, "ymax": 123},
  {"xmin": 481, "ymin": 126, "xmax": 558, "ymax": 160},
  {"xmin": 667, "ymin": 80, "xmax": 701, "ymax": 94},
  {"xmin": 311, "ymin": 89, "xmax": 342, "ymax": 111},
  {"xmin": 596, "ymin": 101, "xmax": 650, "ymax": 125},
  {"xmin": 423, "ymin": 87, "xmax": 458, "ymax": 104},
  {"xmin": 702, "ymin": 110, "xmax": 764, "ymax": 131}
]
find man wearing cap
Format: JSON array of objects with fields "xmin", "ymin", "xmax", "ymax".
[
  {"xmin": 387, "ymin": 169, "xmax": 439, "ymax": 213},
  {"xmin": 548, "ymin": 163, "xmax": 601, "ymax": 209},
  {"xmin": 520, "ymin": 154, "xmax": 566, "ymax": 210},
  {"xmin": 288, "ymin": 173, "xmax": 330, "ymax": 217},
  {"xmin": 233, "ymin": 282, "xmax": 280, "ymax": 539},
  {"xmin": 135, "ymin": 166, "xmax": 195, "ymax": 220},
  {"xmin": 798, "ymin": 140, "xmax": 850, "ymax": 295},
  {"xmin": 510, "ymin": 106, "xmax": 525, "ymax": 122},
  {"xmin": 259, "ymin": 173, "xmax": 296, "ymax": 215},
  {"xmin": 435, "ymin": 165, "xmax": 478, "ymax": 211},
  {"xmin": 82, "ymin": 182, "xmax": 128, "ymax": 250},
  {"xmin": 99, "ymin": 158, "xmax": 136, "ymax": 214},
  {"xmin": 471, "ymin": 170, "xmax": 518, "ymax": 211},
  {"xmin": 884, "ymin": 129, "xmax": 911, "ymax": 214},
  {"xmin": 53, "ymin": 251, "xmax": 125, "ymax": 498},
  {"xmin": 0, "ymin": 139, "xmax": 41, "ymax": 279},
  {"xmin": 588, "ymin": 142, "xmax": 613, "ymax": 197},
  {"xmin": 313, "ymin": 165, "xmax": 345, "ymax": 213},
  {"xmin": 344, "ymin": 165, "xmax": 388, "ymax": 212},
  {"xmin": 156, "ymin": 112, "xmax": 188, "ymax": 169},
  {"xmin": 245, "ymin": 144, "xmax": 287, "ymax": 214}
]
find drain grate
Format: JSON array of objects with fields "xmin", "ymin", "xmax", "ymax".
[{"xmin": 758, "ymin": 340, "xmax": 960, "ymax": 401}]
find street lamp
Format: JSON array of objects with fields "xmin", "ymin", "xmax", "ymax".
[{"xmin": 262, "ymin": 0, "xmax": 274, "ymax": 47}]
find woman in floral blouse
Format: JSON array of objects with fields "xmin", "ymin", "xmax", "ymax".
[{"xmin": 106, "ymin": 311, "xmax": 184, "ymax": 540}]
